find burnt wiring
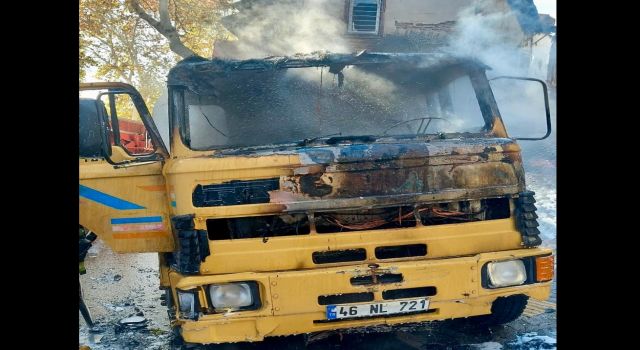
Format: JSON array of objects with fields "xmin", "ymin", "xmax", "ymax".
[
  {"xmin": 323, "ymin": 206, "xmax": 476, "ymax": 231},
  {"xmin": 262, "ymin": 215, "xmax": 306, "ymax": 242}
]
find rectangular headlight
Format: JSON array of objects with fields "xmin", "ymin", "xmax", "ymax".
[
  {"xmin": 487, "ymin": 260, "xmax": 527, "ymax": 288},
  {"xmin": 208, "ymin": 282, "xmax": 260, "ymax": 310}
]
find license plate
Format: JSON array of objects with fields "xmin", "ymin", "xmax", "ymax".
[{"xmin": 326, "ymin": 298, "xmax": 429, "ymax": 320}]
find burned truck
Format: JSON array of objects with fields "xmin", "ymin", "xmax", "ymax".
[{"xmin": 79, "ymin": 52, "xmax": 553, "ymax": 346}]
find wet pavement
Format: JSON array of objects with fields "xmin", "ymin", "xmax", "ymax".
[{"xmin": 79, "ymin": 89, "xmax": 557, "ymax": 350}]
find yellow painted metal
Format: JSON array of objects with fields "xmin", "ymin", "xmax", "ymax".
[
  {"xmin": 109, "ymin": 146, "xmax": 137, "ymax": 163},
  {"xmin": 163, "ymin": 152, "xmax": 521, "ymax": 218},
  {"xmin": 490, "ymin": 114, "xmax": 509, "ymax": 138},
  {"xmin": 173, "ymin": 248, "xmax": 552, "ymax": 344},
  {"xmin": 197, "ymin": 218, "xmax": 523, "ymax": 274},
  {"xmin": 79, "ymin": 159, "xmax": 175, "ymax": 252},
  {"xmin": 163, "ymin": 155, "xmax": 295, "ymax": 215}
]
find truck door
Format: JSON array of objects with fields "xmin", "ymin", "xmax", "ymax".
[{"xmin": 79, "ymin": 82, "xmax": 174, "ymax": 253}]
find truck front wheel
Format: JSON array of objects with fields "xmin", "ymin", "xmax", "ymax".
[{"xmin": 470, "ymin": 294, "xmax": 529, "ymax": 326}]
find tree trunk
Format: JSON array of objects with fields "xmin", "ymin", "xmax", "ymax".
[{"xmin": 129, "ymin": 0, "xmax": 197, "ymax": 58}]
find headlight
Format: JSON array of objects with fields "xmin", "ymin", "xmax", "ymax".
[
  {"xmin": 487, "ymin": 260, "xmax": 527, "ymax": 288},
  {"xmin": 177, "ymin": 290, "xmax": 197, "ymax": 319},
  {"xmin": 208, "ymin": 282, "xmax": 257, "ymax": 310}
]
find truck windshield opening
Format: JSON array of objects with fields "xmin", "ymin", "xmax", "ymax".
[{"xmin": 181, "ymin": 64, "xmax": 490, "ymax": 150}]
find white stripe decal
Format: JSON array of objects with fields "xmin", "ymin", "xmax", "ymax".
[{"xmin": 112, "ymin": 223, "xmax": 164, "ymax": 232}]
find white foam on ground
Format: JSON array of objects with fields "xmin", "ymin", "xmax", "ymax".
[
  {"xmin": 510, "ymin": 332, "xmax": 557, "ymax": 348},
  {"xmin": 470, "ymin": 341, "xmax": 504, "ymax": 349},
  {"xmin": 525, "ymin": 177, "xmax": 557, "ymax": 242}
]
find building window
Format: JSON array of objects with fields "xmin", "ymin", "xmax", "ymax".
[{"xmin": 348, "ymin": 0, "xmax": 381, "ymax": 35}]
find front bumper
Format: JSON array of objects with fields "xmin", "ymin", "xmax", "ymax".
[{"xmin": 170, "ymin": 248, "xmax": 552, "ymax": 344}]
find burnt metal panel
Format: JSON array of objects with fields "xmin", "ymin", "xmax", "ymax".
[
  {"xmin": 193, "ymin": 178, "xmax": 280, "ymax": 207},
  {"xmin": 168, "ymin": 52, "xmax": 489, "ymax": 90},
  {"xmin": 271, "ymin": 139, "xmax": 524, "ymax": 206}
]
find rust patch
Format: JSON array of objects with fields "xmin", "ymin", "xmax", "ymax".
[
  {"xmin": 503, "ymin": 151, "xmax": 522, "ymax": 163},
  {"xmin": 501, "ymin": 157, "xmax": 514, "ymax": 164},
  {"xmin": 202, "ymin": 139, "xmax": 525, "ymax": 212},
  {"xmin": 478, "ymin": 146, "xmax": 498, "ymax": 161},
  {"xmin": 451, "ymin": 163, "xmax": 515, "ymax": 188},
  {"xmin": 299, "ymin": 173, "xmax": 333, "ymax": 197}
]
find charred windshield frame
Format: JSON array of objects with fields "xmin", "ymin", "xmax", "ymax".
[
  {"xmin": 167, "ymin": 53, "xmax": 505, "ymax": 152},
  {"xmin": 169, "ymin": 86, "xmax": 188, "ymax": 151}
]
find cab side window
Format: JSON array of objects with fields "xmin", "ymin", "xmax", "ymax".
[{"xmin": 100, "ymin": 93, "xmax": 155, "ymax": 156}]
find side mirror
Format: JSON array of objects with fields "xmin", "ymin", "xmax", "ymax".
[
  {"xmin": 489, "ymin": 76, "xmax": 552, "ymax": 141},
  {"xmin": 79, "ymin": 98, "xmax": 111, "ymax": 158}
]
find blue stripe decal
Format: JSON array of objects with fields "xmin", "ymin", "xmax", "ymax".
[
  {"xmin": 111, "ymin": 216, "xmax": 162, "ymax": 225},
  {"xmin": 79, "ymin": 185, "xmax": 145, "ymax": 210}
]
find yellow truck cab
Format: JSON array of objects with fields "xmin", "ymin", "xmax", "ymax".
[{"xmin": 79, "ymin": 52, "xmax": 554, "ymax": 346}]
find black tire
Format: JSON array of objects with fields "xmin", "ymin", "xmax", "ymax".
[{"xmin": 469, "ymin": 294, "xmax": 529, "ymax": 326}]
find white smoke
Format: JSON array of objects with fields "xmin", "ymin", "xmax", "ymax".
[
  {"xmin": 154, "ymin": 0, "xmax": 555, "ymax": 148},
  {"xmin": 442, "ymin": 1, "xmax": 553, "ymax": 137},
  {"xmin": 446, "ymin": 1, "xmax": 556, "ymax": 244},
  {"xmin": 215, "ymin": 0, "xmax": 349, "ymax": 59},
  {"xmin": 447, "ymin": 1, "xmax": 532, "ymax": 76},
  {"xmin": 151, "ymin": 88, "xmax": 170, "ymax": 149}
]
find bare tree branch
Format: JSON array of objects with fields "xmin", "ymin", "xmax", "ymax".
[
  {"xmin": 171, "ymin": 0, "xmax": 184, "ymax": 32},
  {"xmin": 128, "ymin": 0, "xmax": 196, "ymax": 58},
  {"xmin": 158, "ymin": 0, "xmax": 171, "ymax": 29}
]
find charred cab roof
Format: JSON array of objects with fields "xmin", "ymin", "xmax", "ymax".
[{"xmin": 167, "ymin": 52, "xmax": 490, "ymax": 93}]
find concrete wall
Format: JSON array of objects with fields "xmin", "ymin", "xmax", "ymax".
[
  {"xmin": 213, "ymin": 0, "xmax": 531, "ymax": 58},
  {"xmin": 383, "ymin": 0, "xmax": 471, "ymax": 30}
]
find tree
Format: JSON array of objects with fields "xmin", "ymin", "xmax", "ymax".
[{"xmin": 80, "ymin": 0, "xmax": 233, "ymax": 109}]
